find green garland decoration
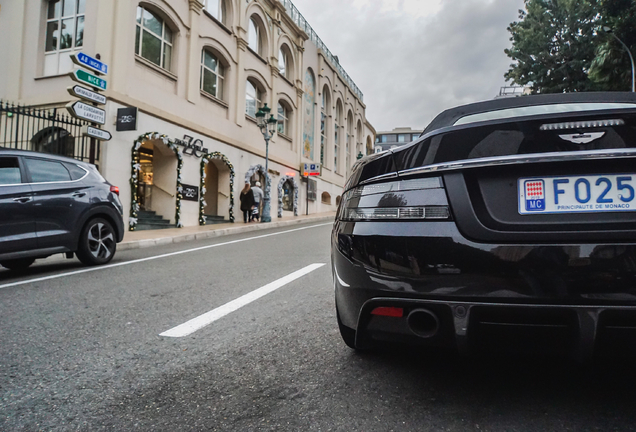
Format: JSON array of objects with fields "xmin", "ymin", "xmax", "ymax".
[
  {"xmin": 129, "ymin": 132, "xmax": 184, "ymax": 231},
  {"xmin": 200, "ymin": 152, "xmax": 235, "ymax": 225}
]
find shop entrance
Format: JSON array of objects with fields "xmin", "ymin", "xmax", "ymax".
[
  {"xmin": 203, "ymin": 158, "xmax": 231, "ymax": 222},
  {"xmin": 136, "ymin": 139, "xmax": 177, "ymax": 229}
]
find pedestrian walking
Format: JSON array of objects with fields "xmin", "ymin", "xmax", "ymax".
[
  {"xmin": 251, "ymin": 181, "xmax": 264, "ymax": 222},
  {"xmin": 239, "ymin": 182, "xmax": 255, "ymax": 223}
]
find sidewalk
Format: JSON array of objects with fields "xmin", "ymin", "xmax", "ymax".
[{"xmin": 119, "ymin": 212, "xmax": 336, "ymax": 251}]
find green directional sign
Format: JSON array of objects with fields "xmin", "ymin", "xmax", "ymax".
[{"xmin": 70, "ymin": 69, "xmax": 107, "ymax": 91}]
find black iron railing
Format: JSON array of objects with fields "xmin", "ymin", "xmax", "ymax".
[{"xmin": 0, "ymin": 100, "xmax": 98, "ymax": 164}]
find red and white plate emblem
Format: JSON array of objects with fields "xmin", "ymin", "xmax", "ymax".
[{"xmin": 525, "ymin": 180, "xmax": 544, "ymax": 199}]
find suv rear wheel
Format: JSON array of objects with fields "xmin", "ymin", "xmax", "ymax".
[
  {"xmin": 1, "ymin": 258, "xmax": 36, "ymax": 271},
  {"xmin": 76, "ymin": 218, "xmax": 117, "ymax": 266}
]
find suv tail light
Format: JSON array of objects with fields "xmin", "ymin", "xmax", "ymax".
[
  {"xmin": 110, "ymin": 185, "xmax": 120, "ymax": 196},
  {"xmin": 338, "ymin": 177, "xmax": 451, "ymax": 221}
]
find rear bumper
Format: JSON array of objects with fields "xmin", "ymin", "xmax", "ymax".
[{"xmin": 332, "ymin": 220, "xmax": 636, "ymax": 358}]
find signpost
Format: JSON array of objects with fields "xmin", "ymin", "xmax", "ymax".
[
  {"xmin": 66, "ymin": 101, "xmax": 106, "ymax": 125},
  {"xmin": 67, "ymin": 85, "xmax": 107, "ymax": 105},
  {"xmin": 70, "ymin": 69, "xmax": 107, "ymax": 90},
  {"xmin": 83, "ymin": 125, "xmax": 112, "ymax": 141},
  {"xmin": 67, "ymin": 52, "xmax": 109, "ymax": 165},
  {"xmin": 71, "ymin": 52, "xmax": 108, "ymax": 75}
]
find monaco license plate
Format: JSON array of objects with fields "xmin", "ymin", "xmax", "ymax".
[{"xmin": 518, "ymin": 174, "xmax": 636, "ymax": 215}]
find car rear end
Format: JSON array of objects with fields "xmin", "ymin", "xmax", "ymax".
[{"xmin": 332, "ymin": 93, "xmax": 636, "ymax": 360}]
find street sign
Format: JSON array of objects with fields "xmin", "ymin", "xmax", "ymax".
[
  {"xmin": 70, "ymin": 69, "xmax": 107, "ymax": 91},
  {"xmin": 66, "ymin": 101, "xmax": 106, "ymax": 125},
  {"xmin": 301, "ymin": 163, "xmax": 321, "ymax": 177},
  {"xmin": 67, "ymin": 85, "xmax": 107, "ymax": 105},
  {"xmin": 71, "ymin": 52, "xmax": 108, "ymax": 75},
  {"xmin": 82, "ymin": 125, "xmax": 111, "ymax": 141}
]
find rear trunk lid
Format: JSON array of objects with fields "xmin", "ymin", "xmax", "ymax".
[{"xmin": 393, "ymin": 108, "xmax": 636, "ymax": 242}]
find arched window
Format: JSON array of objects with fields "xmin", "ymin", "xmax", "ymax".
[
  {"xmin": 346, "ymin": 113, "xmax": 353, "ymax": 172},
  {"xmin": 201, "ymin": 49, "xmax": 225, "ymax": 99},
  {"xmin": 320, "ymin": 87, "xmax": 330, "ymax": 167},
  {"xmin": 204, "ymin": 0, "xmax": 226, "ymax": 24},
  {"xmin": 278, "ymin": 45, "xmax": 293, "ymax": 80},
  {"xmin": 277, "ymin": 102, "xmax": 290, "ymax": 136},
  {"xmin": 136, "ymin": 6, "xmax": 173, "ymax": 71},
  {"xmin": 248, "ymin": 16, "xmax": 262, "ymax": 55},
  {"xmin": 245, "ymin": 79, "xmax": 262, "ymax": 118},
  {"xmin": 44, "ymin": 0, "xmax": 85, "ymax": 75},
  {"xmin": 279, "ymin": 48, "xmax": 287, "ymax": 77},
  {"xmin": 321, "ymin": 191, "xmax": 331, "ymax": 205},
  {"xmin": 334, "ymin": 103, "xmax": 343, "ymax": 173},
  {"xmin": 31, "ymin": 127, "xmax": 75, "ymax": 158}
]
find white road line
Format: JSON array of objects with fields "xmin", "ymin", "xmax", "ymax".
[
  {"xmin": 160, "ymin": 263, "xmax": 326, "ymax": 338},
  {"xmin": 0, "ymin": 223, "xmax": 332, "ymax": 290}
]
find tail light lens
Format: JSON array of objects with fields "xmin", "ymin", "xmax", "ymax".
[
  {"xmin": 338, "ymin": 176, "xmax": 450, "ymax": 221},
  {"xmin": 110, "ymin": 185, "xmax": 120, "ymax": 196}
]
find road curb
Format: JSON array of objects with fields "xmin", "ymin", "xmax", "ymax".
[{"xmin": 117, "ymin": 215, "xmax": 335, "ymax": 251}]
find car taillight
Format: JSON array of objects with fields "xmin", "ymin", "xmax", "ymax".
[
  {"xmin": 110, "ymin": 185, "xmax": 120, "ymax": 196},
  {"xmin": 338, "ymin": 176, "xmax": 451, "ymax": 221}
]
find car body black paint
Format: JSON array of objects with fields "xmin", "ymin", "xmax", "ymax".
[{"xmin": 0, "ymin": 149, "xmax": 124, "ymax": 263}]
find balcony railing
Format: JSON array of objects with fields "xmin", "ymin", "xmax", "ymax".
[{"xmin": 280, "ymin": 0, "xmax": 364, "ymax": 102}]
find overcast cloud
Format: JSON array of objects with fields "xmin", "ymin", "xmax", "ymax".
[{"xmin": 292, "ymin": 0, "xmax": 526, "ymax": 131}]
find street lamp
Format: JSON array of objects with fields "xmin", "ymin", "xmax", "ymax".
[
  {"xmin": 357, "ymin": 151, "xmax": 364, "ymax": 160},
  {"xmin": 603, "ymin": 26, "xmax": 635, "ymax": 92},
  {"xmin": 255, "ymin": 103, "xmax": 278, "ymax": 223}
]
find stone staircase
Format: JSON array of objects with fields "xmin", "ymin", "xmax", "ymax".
[
  {"xmin": 203, "ymin": 215, "xmax": 227, "ymax": 225},
  {"xmin": 136, "ymin": 210, "xmax": 175, "ymax": 231}
]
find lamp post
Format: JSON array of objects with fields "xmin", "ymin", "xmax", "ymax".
[
  {"xmin": 603, "ymin": 26, "xmax": 635, "ymax": 92},
  {"xmin": 255, "ymin": 103, "xmax": 278, "ymax": 223}
]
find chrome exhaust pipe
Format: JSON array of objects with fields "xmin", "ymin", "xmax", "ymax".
[{"xmin": 407, "ymin": 309, "xmax": 440, "ymax": 338}]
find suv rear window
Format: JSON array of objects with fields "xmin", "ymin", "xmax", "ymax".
[{"xmin": 0, "ymin": 157, "xmax": 22, "ymax": 185}]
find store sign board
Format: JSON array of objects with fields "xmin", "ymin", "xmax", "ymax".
[
  {"xmin": 174, "ymin": 135, "xmax": 209, "ymax": 157},
  {"xmin": 67, "ymin": 85, "xmax": 107, "ymax": 105},
  {"xmin": 82, "ymin": 125, "xmax": 111, "ymax": 141},
  {"xmin": 181, "ymin": 184, "xmax": 199, "ymax": 201},
  {"xmin": 71, "ymin": 52, "xmax": 108, "ymax": 75},
  {"xmin": 302, "ymin": 163, "xmax": 321, "ymax": 177},
  {"xmin": 70, "ymin": 69, "xmax": 107, "ymax": 91},
  {"xmin": 116, "ymin": 107, "xmax": 137, "ymax": 131},
  {"xmin": 66, "ymin": 101, "xmax": 106, "ymax": 125}
]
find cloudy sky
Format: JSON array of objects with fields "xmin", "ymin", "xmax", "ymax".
[{"xmin": 292, "ymin": 0, "xmax": 527, "ymax": 132}]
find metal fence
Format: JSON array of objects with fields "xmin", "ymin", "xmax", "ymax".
[
  {"xmin": 280, "ymin": 0, "xmax": 364, "ymax": 102},
  {"xmin": 0, "ymin": 100, "xmax": 98, "ymax": 164}
]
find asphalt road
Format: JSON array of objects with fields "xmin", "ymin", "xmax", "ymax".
[{"xmin": 2, "ymin": 221, "xmax": 636, "ymax": 431}]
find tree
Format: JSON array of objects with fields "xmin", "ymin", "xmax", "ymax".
[
  {"xmin": 504, "ymin": 0, "xmax": 602, "ymax": 93},
  {"xmin": 589, "ymin": 0, "xmax": 636, "ymax": 91}
]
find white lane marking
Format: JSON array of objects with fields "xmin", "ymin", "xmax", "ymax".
[
  {"xmin": 160, "ymin": 263, "xmax": 326, "ymax": 337},
  {"xmin": 0, "ymin": 223, "xmax": 332, "ymax": 290}
]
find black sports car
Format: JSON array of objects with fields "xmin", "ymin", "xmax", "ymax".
[{"xmin": 332, "ymin": 92, "xmax": 636, "ymax": 360}]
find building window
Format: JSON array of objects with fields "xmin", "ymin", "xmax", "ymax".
[
  {"xmin": 135, "ymin": 6, "xmax": 173, "ymax": 71},
  {"xmin": 44, "ymin": 0, "xmax": 85, "ymax": 76},
  {"xmin": 279, "ymin": 48, "xmax": 287, "ymax": 78},
  {"xmin": 248, "ymin": 17, "xmax": 260, "ymax": 55},
  {"xmin": 398, "ymin": 134, "xmax": 406, "ymax": 143},
  {"xmin": 277, "ymin": 102, "xmax": 290, "ymax": 136},
  {"xmin": 334, "ymin": 105, "xmax": 342, "ymax": 173},
  {"xmin": 320, "ymin": 91, "xmax": 328, "ymax": 166},
  {"xmin": 346, "ymin": 115, "xmax": 353, "ymax": 171},
  {"xmin": 245, "ymin": 80, "xmax": 261, "ymax": 118},
  {"xmin": 204, "ymin": 0, "xmax": 226, "ymax": 24},
  {"xmin": 201, "ymin": 49, "xmax": 225, "ymax": 99}
]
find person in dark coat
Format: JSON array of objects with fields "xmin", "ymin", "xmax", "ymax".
[{"xmin": 240, "ymin": 182, "xmax": 255, "ymax": 223}]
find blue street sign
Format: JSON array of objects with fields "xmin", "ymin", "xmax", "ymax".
[{"xmin": 71, "ymin": 52, "xmax": 108, "ymax": 75}]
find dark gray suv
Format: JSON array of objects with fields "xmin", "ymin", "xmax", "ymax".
[{"xmin": 0, "ymin": 149, "xmax": 124, "ymax": 270}]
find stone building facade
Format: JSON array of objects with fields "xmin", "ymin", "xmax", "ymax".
[{"xmin": 0, "ymin": 0, "xmax": 376, "ymax": 229}]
